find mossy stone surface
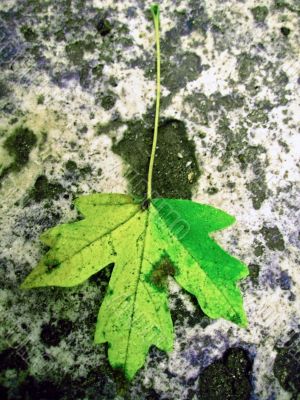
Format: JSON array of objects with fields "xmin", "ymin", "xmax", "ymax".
[{"xmin": 65, "ymin": 41, "xmax": 86, "ymax": 65}]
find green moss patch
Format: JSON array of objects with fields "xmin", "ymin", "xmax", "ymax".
[
  {"xmin": 238, "ymin": 53, "xmax": 262, "ymax": 81},
  {"xmin": 251, "ymin": 6, "xmax": 269, "ymax": 22},
  {"xmin": 37, "ymin": 94, "xmax": 45, "ymax": 105},
  {"xmin": 65, "ymin": 41, "xmax": 86, "ymax": 65}
]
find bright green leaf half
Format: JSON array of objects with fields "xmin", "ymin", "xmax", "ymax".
[{"xmin": 21, "ymin": 193, "xmax": 248, "ymax": 380}]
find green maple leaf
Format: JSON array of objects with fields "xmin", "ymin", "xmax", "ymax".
[
  {"xmin": 21, "ymin": 193, "xmax": 248, "ymax": 379},
  {"xmin": 21, "ymin": 4, "xmax": 249, "ymax": 380}
]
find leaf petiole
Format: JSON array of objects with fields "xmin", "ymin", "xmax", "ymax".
[{"xmin": 147, "ymin": 4, "xmax": 161, "ymax": 200}]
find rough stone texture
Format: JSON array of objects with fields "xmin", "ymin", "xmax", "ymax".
[{"xmin": 0, "ymin": 0, "xmax": 299, "ymax": 399}]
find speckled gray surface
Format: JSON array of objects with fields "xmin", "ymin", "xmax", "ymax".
[{"xmin": 0, "ymin": 0, "xmax": 300, "ymax": 399}]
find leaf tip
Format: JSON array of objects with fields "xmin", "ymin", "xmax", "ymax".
[
  {"xmin": 233, "ymin": 310, "xmax": 248, "ymax": 328},
  {"xmin": 20, "ymin": 278, "xmax": 33, "ymax": 290}
]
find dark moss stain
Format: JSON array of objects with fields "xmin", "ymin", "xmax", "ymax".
[
  {"xmin": 273, "ymin": 332, "xmax": 300, "ymax": 395},
  {"xmin": 260, "ymin": 225, "xmax": 285, "ymax": 251},
  {"xmin": 63, "ymin": 160, "xmax": 94, "ymax": 186},
  {"xmin": 251, "ymin": 6, "xmax": 269, "ymax": 23},
  {"xmin": 78, "ymin": 62, "xmax": 90, "ymax": 87},
  {"xmin": 207, "ymin": 186, "xmax": 219, "ymax": 195},
  {"xmin": 1, "ymin": 126, "xmax": 37, "ymax": 182},
  {"xmin": 40, "ymin": 319, "xmax": 73, "ymax": 347},
  {"xmin": 37, "ymin": 94, "xmax": 45, "ymax": 105},
  {"xmin": 102, "ymin": 114, "xmax": 200, "ymax": 199},
  {"xmin": 198, "ymin": 347, "xmax": 253, "ymax": 399},
  {"xmin": 65, "ymin": 160, "xmax": 77, "ymax": 173},
  {"xmin": 274, "ymin": 0, "xmax": 287, "ymax": 9},
  {"xmin": 79, "ymin": 164, "xmax": 92, "ymax": 176},
  {"xmin": 96, "ymin": 17, "xmax": 112, "ymax": 36},
  {"xmin": 100, "ymin": 91, "xmax": 117, "ymax": 110},
  {"xmin": 0, "ymin": 347, "xmax": 28, "ymax": 371},
  {"xmin": 20, "ymin": 25, "xmax": 38, "ymax": 41},
  {"xmin": 26, "ymin": 175, "xmax": 64, "ymax": 203},
  {"xmin": 280, "ymin": 26, "xmax": 291, "ymax": 36},
  {"xmin": 92, "ymin": 64, "xmax": 104, "ymax": 79}
]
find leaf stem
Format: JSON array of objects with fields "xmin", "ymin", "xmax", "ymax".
[{"xmin": 147, "ymin": 4, "xmax": 161, "ymax": 200}]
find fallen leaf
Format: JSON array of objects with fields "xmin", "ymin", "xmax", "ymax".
[{"xmin": 21, "ymin": 193, "xmax": 248, "ymax": 379}]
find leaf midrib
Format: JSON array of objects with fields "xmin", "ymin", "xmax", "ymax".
[{"xmin": 123, "ymin": 208, "xmax": 150, "ymax": 372}]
